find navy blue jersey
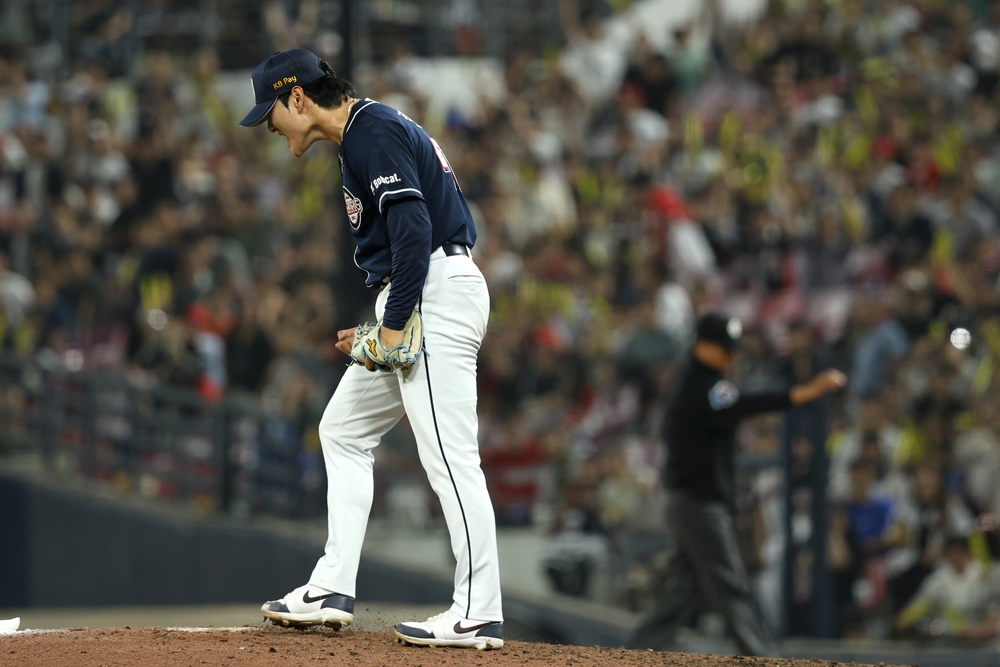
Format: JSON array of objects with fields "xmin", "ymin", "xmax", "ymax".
[{"xmin": 339, "ymin": 99, "xmax": 476, "ymax": 288}]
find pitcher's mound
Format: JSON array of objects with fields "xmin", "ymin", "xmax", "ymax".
[{"xmin": 0, "ymin": 625, "xmax": 901, "ymax": 666}]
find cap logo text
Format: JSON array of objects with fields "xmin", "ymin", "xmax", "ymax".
[{"xmin": 272, "ymin": 76, "xmax": 298, "ymax": 90}]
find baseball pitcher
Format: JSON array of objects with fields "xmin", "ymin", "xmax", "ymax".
[{"xmin": 240, "ymin": 48, "xmax": 503, "ymax": 650}]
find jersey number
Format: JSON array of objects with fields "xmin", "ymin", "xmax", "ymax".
[{"xmin": 429, "ymin": 136, "xmax": 461, "ymax": 191}]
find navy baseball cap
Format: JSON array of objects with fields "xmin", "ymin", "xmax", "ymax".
[
  {"xmin": 239, "ymin": 49, "xmax": 328, "ymax": 127},
  {"xmin": 695, "ymin": 312, "xmax": 743, "ymax": 350}
]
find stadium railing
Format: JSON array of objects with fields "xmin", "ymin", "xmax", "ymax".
[{"xmin": 0, "ymin": 352, "xmax": 311, "ymax": 520}]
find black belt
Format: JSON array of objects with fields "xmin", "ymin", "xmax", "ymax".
[{"xmin": 441, "ymin": 243, "xmax": 470, "ymax": 257}]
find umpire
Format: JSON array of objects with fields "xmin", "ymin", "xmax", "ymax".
[{"xmin": 628, "ymin": 312, "xmax": 846, "ymax": 656}]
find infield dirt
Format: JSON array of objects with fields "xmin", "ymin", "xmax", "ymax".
[{"xmin": 1, "ymin": 626, "xmax": 905, "ymax": 667}]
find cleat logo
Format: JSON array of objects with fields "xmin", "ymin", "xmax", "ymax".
[
  {"xmin": 453, "ymin": 620, "xmax": 497, "ymax": 634},
  {"xmin": 302, "ymin": 590, "xmax": 336, "ymax": 604}
]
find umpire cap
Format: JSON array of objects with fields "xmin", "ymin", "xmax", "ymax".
[
  {"xmin": 240, "ymin": 49, "xmax": 328, "ymax": 127},
  {"xmin": 695, "ymin": 312, "xmax": 743, "ymax": 350}
]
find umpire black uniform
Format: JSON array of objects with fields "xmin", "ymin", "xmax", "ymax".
[{"xmin": 628, "ymin": 313, "xmax": 846, "ymax": 656}]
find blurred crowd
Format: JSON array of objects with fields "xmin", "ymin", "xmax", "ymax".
[{"xmin": 2, "ymin": 0, "xmax": 1000, "ymax": 644}]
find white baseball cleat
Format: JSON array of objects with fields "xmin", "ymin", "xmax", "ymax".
[
  {"xmin": 395, "ymin": 610, "xmax": 503, "ymax": 650},
  {"xmin": 261, "ymin": 584, "xmax": 354, "ymax": 629},
  {"xmin": 0, "ymin": 617, "xmax": 20, "ymax": 634}
]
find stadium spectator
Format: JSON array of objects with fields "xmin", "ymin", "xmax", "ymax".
[
  {"xmin": 888, "ymin": 460, "xmax": 976, "ymax": 614},
  {"xmin": 828, "ymin": 501, "xmax": 865, "ymax": 638},
  {"xmin": 894, "ymin": 535, "xmax": 1000, "ymax": 643}
]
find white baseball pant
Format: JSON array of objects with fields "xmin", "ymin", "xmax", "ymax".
[{"xmin": 307, "ymin": 246, "xmax": 503, "ymax": 622}]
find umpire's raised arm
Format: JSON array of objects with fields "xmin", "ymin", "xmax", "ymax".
[
  {"xmin": 672, "ymin": 312, "xmax": 847, "ymax": 431},
  {"xmin": 681, "ymin": 366, "xmax": 848, "ymax": 432}
]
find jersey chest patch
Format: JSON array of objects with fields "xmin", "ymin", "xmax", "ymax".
[
  {"xmin": 344, "ymin": 186, "xmax": 363, "ymax": 228},
  {"xmin": 708, "ymin": 380, "xmax": 740, "ymax": 411}
]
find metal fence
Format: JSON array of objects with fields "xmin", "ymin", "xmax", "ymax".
[
  {"xmin": 4, "ymin": 0, "xmax": 564, "ymax": 83},
  {"xmin": 0, "ymin": 352, "xmax": 316, "ymax": 520}
]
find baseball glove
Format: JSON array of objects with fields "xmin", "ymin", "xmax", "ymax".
[{"xmin": 350, "ymin": 310, "xmax": 423, "ymax": 373}]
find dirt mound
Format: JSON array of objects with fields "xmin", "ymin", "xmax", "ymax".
[{"xmin": 0, "ymin": 625, "xmax": 898, "ymax": 666}]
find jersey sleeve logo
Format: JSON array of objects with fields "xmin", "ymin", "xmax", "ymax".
[
  {"xmin": 343, "ymin": 186, "xmax": 363, "ymax": 228},
  {"xmin": 370, "ymin": 173, "xmax": 401, "ymax": 193},
  {"xmin": 707, "ymin": 380, "xmax": 740, "ymax": 411}
]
